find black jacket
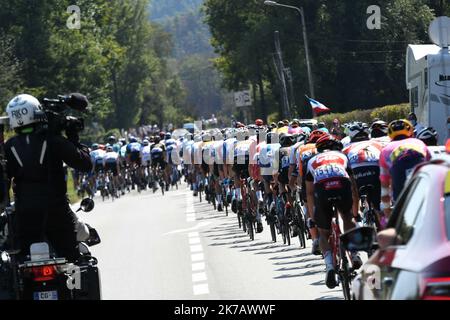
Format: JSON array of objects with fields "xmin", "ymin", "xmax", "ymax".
[{"xmin": 5, "ymin": 130, "xmax": 92, "ymax": 203}]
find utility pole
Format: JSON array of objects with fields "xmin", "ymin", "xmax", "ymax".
[
  {"xmin": 273, "ymin": 31, "xmax": 291, "ymax": 119},
  {"xmin": 284, "ymin": 67, "xmax": 296, "ymax": 115},
  {"xmin": 264, "ymin": 1, "xmax": 315, "ymax": 98}
]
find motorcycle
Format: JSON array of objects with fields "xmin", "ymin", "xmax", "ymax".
[{"xmin": 0, "ymin": 198, "xmax": 102, "ymax": 300}]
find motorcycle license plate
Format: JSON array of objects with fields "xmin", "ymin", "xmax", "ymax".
[{"xmin": 33, "ymin": 290, "xmax": 58, "ymax": 300}]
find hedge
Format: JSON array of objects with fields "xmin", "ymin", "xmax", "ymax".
[{"xmin": 316, "ymin": 103, "xmax": 411, "ymax": 127}]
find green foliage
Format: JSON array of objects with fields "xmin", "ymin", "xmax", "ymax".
[
  {"xmin": 204, "ymin": 0, "xmax": 439, "ymax": 119},
  {"xmin": 67, "ymin": 170, "xmax": 79, "ymax": 204},
  {"xmin": 268, "ymin": 112, "xmax": 280, "ymax": 125},
  {"xmin": 161, "ymin": 10, "xmax": 213, "ymax": 58},
  {"xmin": 0, "ymin": 0, "xmax": 194, "ymax": 142},
  {"xmin": 317, "ymin": 103, "xmax": 410, "ymax": 127},
  {"xmin": 0, "ymin": 34, "xmax": 22, "ymax": 108}
]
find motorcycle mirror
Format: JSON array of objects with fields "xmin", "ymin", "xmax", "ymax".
[{"xmin": 77, "ymin": 198, "xmax": 95, "ymax": 213}]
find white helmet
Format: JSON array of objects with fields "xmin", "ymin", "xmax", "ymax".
[{"xmin": 6, "ymin": 94, "xmax": 42, "ymax": 129}]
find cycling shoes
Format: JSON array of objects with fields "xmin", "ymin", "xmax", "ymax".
[
  {"xmin": 256, "ymin": 222, "xmax": 263, "ymax": 233},
  {"xmin": 325, "ymin": 265, "xmax": 337, "ymax": 289}
]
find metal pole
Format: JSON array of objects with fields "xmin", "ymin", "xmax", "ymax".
[
  {"xmin": 264, "ymin": 2, "xmax": 315, "ymax": 98},
  {"xmin": 298, "ymin": 7, "xmax": 315, "ymax": 99},
  {"xmin": 274, "ymin": 31, "xmax": 291, "ymax": 119}
]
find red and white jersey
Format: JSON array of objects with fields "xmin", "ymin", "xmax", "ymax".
[
  {"xmin": 306, "ymin": 151, "xmax": 351, "ymax": 185},
  {"xmin": 343, "ymin": 140, "xmax": 383, "ymax": 169}
]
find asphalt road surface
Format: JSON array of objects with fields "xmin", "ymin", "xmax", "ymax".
[{"xmin": 80, "ymin": 185, "xmax": 345, "ymax": 300}]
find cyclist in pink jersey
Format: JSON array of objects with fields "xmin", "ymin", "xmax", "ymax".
[{"xmin": 379, "ymin": 119, "xmax": 431, "ymax": 218}]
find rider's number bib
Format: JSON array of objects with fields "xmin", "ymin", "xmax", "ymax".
[{"xmin": 314, "ymin": 164, "xmax": 347, "ymax": 183}]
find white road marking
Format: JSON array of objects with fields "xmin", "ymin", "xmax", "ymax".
[
  {"xmin": 193, "ymin": 283, "xmax": 209, "ymax": 296},
  {"xmin": 189, "ymin": 237, "xmax": 201, "ymax": 245},
  {"xmin": 186, "ymin": 192, "xmax": 210, "ymax": 297},
  {"xmin": 163, "ymin": 221, "xmax": 212, "ymax": 235},
  {"xmin": 192, "ymin": 272, "xmax": 208, "ymax": 283},
  {"xmin": 191, "ymin": 253, "xmax": 205, "ymax": 262},
  {"xmin": 192, "ymin": 262, "xmax": 205, "ymax": 271},
  {"xmin": 190, "ymin": 245, "xmax": 203, "ymax": 253}
]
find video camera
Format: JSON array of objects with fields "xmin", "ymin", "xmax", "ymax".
[{"xmin": 37, "ymin": 93, "xmax": 89, "ymax": 135}]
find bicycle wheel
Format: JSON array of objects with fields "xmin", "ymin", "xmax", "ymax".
[
  {"xmin": 270, "ymin": 221, "xmax": 277, "ymax": 242},
  {"xmin": 296, "ymin": 205, "xmax": 307, "ymax": 248},
  {"xmin": 211, "ymin": 192, "xmax": 216, "ymax": 210},
  {"xmin": 340, "ymin": 258, "xmax": 353, "ymax": 300},
  {"xmin": 285, "ymin": 218, "xmax": 291, "ymax": 246},
  {"xmin": 237, "ymin": 210, "xmax": 242, "ymax": 229},
  {"xmin": 248, "ymin": 216, "xmax": 254, "ymax": 241}
]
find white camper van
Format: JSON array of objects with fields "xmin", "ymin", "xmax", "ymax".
[{"xmin": 406, "ymin": 16, "xmax": 450, "ymax": 145}]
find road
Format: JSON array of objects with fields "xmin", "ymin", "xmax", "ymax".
[{"xmin": 79, "ymin": 185, "xmax": 345, "ymax": 300}]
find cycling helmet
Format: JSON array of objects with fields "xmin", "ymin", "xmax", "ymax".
[
  {"xmin": 159, "ymin": 131, "xmax": 166, "ymax": 139},
  {"xmin": 388, "ymin": 119, "xmax": 414, "ymax": 140},
  {"xmin": 91, "ymin": 143, "xmax": 99, "ymax": 150},
  {"xmin": 6, "ymin": 94, "xmax": 42, "ymax": 129},
  {"xmin": 119, "ymin": 138, "xmax": 127, "ymax": 145},
  {"xmin": 129, "ymin": 137, "xmax": 138, "ymax": 143},
  {"xmin": 280, "ymin": 134, "xmax": 296, "ymax": 148},
  {"xmin": 308, "ymin": 130, "xmax": 327, "ymax": 144},
  {"xmin": 106, "ymin": 146, "xmax": 113, "ymax": 152},
  {"xmin": 316, "ymin": 134, "xmax": 344, "ymax": 153},
  {"xmin": 165, "ymin": 132, "xmax": 172, "ymax": 140},
  {"xmin": 318, "ymin": 122, "xmax": 326, "ymax": 129},
  {"xmin": 107, "ymin": 135, "xmax": 116, "ymax": 144},
  {"xmin": 142, "ymin": 139, "xmax": 150, "ymax": 146},
  {"xmin": 317, "ymin": 127, "xmax": 329, "ymax": 134},
  {"xmin": 370, "ymin": 120, "xmax": 388, "ymax": 138},
  {"xmin": 348, "ymin": 122, "xmax": 370, "ymax": 142},
  {"xmin": 277, "ymin": 121, "xmax": 285, "ymax": 128},
  {"xmin": 255, "ymin": 119, "xmax": 264, "ymax": 126},
  {"xmin": 416, "ymin": 127, "xmax": 438, "ymax": 146},
  {"xmin": 202, "ymin": 132, "xmax": 212, "ymax": 142}
]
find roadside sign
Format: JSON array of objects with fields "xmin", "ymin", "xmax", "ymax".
[{"xmin": 234, "ymin": 90, "xmax": 252, "ymax": 107}]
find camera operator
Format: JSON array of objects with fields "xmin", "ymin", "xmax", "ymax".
[{"xmin": 4, "ymin": 94, "xmax": 92, "ymax": 262}]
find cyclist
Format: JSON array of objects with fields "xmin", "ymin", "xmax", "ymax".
[
  {"xmin": 343, "ymin": 122, "xmax": 383, "ymax": 221},
  {"xmin": 150, "ymin": 136, "xmax": 167, "ymax": 188},
  {"xmin": 212, "ymin": 132, "xmax": 226, "ymax": 211},
  {"xmin": 126, "ymin": 137, "xmax": 144, "ymax": 190},
  {"xmin": 103, "ymin": 145, "xmax": 121, "ymax": 197},
  {"xmin": 108, "ymin": 135, "xmax": 121, "ymax": 153},
  {"xmin": 90, "ymin": 143, "xmax": 106, "ymax": 188},
  {"xmin": 232, "ymin": 128, "xmax": 261, "ymax": 230},
  {"xmin": 297, "ymin": 130, "xmax": 327, "ymax": 255},
  {"xmin": 416, "ymin": 127, "xmax": 438, "ymax": 146},
  {"xmin": 379, "ymin": 119, "xmax": 431, "ymax": 218},
  {"xmin": 141, "ymin": 139, "xmax": 152, "ymax": 187},
  {"xmin": 305, "ymin": 134, "xmax": 361, "ymax": 289},
  {"xmin": 201, "ymin": 132, "xmax": 216, "ymax": 202},
  {"xmin": 164, "ymin": 132, "xmax": 178, "ymax": 191}
]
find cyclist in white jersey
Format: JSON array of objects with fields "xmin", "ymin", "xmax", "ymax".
[{"xmin": 103, "ymin": 145, "xmax": 121, "ymax": 195}]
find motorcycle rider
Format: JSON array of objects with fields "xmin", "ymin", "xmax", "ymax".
[{"xmin": 4, "ymin": 94, "xmax": 92, "ymax": 262}]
